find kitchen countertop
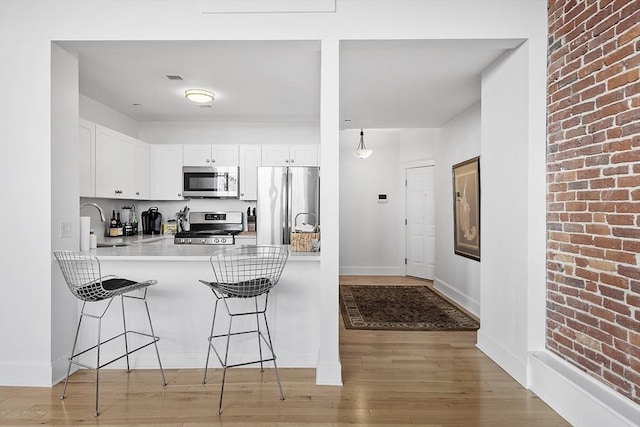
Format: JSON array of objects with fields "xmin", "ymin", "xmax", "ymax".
[{"xmin": 92, "ymin": 234, "xmax": 320, "ymax": 261}]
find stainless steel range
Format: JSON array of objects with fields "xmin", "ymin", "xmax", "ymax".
[{"xmin": 174, "ymin": 211, "xmax": 243, "ymax": 245}]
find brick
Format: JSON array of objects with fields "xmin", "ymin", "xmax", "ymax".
[
  {"xmin": 607, "ymin": 139, "xmax": 633, "ymax": 152},
  {"xmin": 591, "ymin": 306, "xmax": 616, "ymax": 322},
  {"xmin": 564, "ymin": 222, "xmax": 583, "ymax": 232},
  {"xmin": 603, "ymin": 165, "xmax": 628, "ymax": 176},
  {"xmin": 577, "ymin": 168, "xmax": 601, "ymax": 179},
  {"xmin": 589, "ymin": 202, "xmax": 617, "ymax": 212},
  {"xmin": 621, "ymin": 122, "xmax": 640, "ymax": 137},
  {"xmin": 601, "ymin": 321, "xmax": 629, "ymax": 340},
  {"xmin": 603, "ymin": 343, "xmax": 630, "ymax": 365},
  {"xmin": 585, "ymin": 154, "xmax": 610, "ymax": 166},
  {"xmin": 608, "ymin": 69, "xmax": 640, "ymax": 91},
  {"xmin": 617, "ymin": 176, "xmax": 640, "ymax": 187},
  {"xmin": 599, "ymin": 284, "xmax": 626, "ymax": 300},
  {"xmin": 603, "ymin": 297, "xmax": 632, "ymax": 315},
  {"xmin": 601, "ymin": 189, "xmax": 630, "ymax": 200},
  {"xmin": 567, "ymin": 201, "xmax": 588, "ymax": 211},
  {"xmin": 588, "ymin": 258, "xmax": 616, "ymax": 271},
  {"xmin": 617, "ymin": 202, "xmax": 640, "ymax": 213},
  {"xmin": 596, "ymin": 88, "xmax": 625, "ymax": 108},
  {"xmin": 581, "ymin": 247, "xmax": 605, "ymax": 258},
  {"xmin": 606, "ymin": 127, "xmax": 622, "ymax": 139},
  {"xmin": 580, "ymin": 82, "xmax": 606, "ymax": 100},
  {"xmin": 618, "ymin": 266, "xmax": 640, "ymax": 280},
  {"xmin": 570, "ymin": 212, "xmax": 593, "ymax": 222},
  {"xmin": 596, "ymin": 63, "xmax": 625, "ymax": 83},
  {"xmin": 571, "ymin": 234, "xmax": 595, "ymax": 245},
  {"xmin": 594, "ymin": 236, "xmax": 623, "ymax": 249},
  {"xmin": 576, "ymin": 267, "xmax": 600, "ymax": 281},
  {"xmin": 585, "ymin": 224, "xmax": 612, "ymax": 235},
  {"xmin": 603, "ymin": 43, "xmax": 635, "ymax": 67},
  {"xmin": 562, "ymin": 158, "xmax": 585, "ymax": 170},
  {"xmin": 577, "ymin": 190, "xmax": 602, "ymax": 200},
  {"xmin": 616, "ymin": 109, "xmax": 640, "ymax": 126},
  {"xmin": 568, "ymin": 180, "xmax": 589, "ymax": 190},
  {"xmin": 605, "ymin": 249, "xmax": 637, "ymax": 264},
  {"xmin": 590, "ymin": 177, "xmax": 615, "ymax": 188},
  {"xmin": 612, "ymin": 227, "xmax": 640, "ymax": 239},
  {"xmin": 623, "ymin": 240, "xmax": 640, "ymax": 252}
]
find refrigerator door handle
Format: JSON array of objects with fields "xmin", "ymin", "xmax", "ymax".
[{"xmin": 284, "ymin": 169, "xmax": 291, "ymax": 244}]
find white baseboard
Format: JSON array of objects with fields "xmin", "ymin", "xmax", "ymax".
[
  {"xmin": 0, "ymin": 361, "xmax": 53, "ymax": 387},
  {"xmin": 476, "ymin": 329, "xmax": 528, "ymax": 387},
  {"xmin": 433, "ymin": 276, "xmax": 480, "ymax": 317},
  {"xmin": 315, "ymin": 350, "xmax": 342, "ymax": 386},
  {"xmin": 528, "ymin": 351, "xmax": 640, "ymax": 427},
  {"xmin": 339, "ymin": 266, "xmax": 404, "ymax": 276}
]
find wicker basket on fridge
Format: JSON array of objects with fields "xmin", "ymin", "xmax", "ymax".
[{"xmin": 291, "ymin": 212, "xmax": 319, "ymax": 252}]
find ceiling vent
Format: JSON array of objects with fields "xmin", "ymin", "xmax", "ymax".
[
  {"xmin": 199, "ymin": 104, "xmax": 212, "ymax": 108},
  {"xmin": 166, "ymin": 75, "xmax": 184, "ymax": 80}
]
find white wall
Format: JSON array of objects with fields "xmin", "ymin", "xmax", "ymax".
[
  {"xmin": 138, "ymin": 121, "xmax": 318, "ymax": 146},
  {"xmin": 477, "ymin": 45, "xmax": 531, "ymax": 386},
  {"xmin": 50, "ymin": 44, "xmax": 83, "ymax": 384},
  {"xmin": 433, "ymin": 104, "xmax": 481, "ymax": 316},
  {"xmin": 339, "ymin": 128, "xmax": 434, "ymax": 275},
  {"xmin": 80, "ymin": 94, "xmax": 139, "ymax": 138}
]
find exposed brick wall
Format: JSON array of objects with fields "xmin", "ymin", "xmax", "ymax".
[{"xmin": 546, "ymin": 0, "xmax": 640, "ymax": 404}]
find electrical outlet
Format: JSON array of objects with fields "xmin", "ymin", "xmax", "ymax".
[{"xmin": 60, "ymin": 221, "xmax": 72, "ymax": 238}]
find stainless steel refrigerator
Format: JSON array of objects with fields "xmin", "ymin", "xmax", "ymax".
[{"xmin": 256, "ymin": 166, "xmax": 320, "ymax": 245}]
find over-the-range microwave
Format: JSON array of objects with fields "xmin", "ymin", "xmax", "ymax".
[{"xmin": 182, "ymin": 166, "xmax": 239, "ymax": 198}]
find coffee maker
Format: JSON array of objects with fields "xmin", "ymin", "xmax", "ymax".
[{"xmin": 141, "ymin": 207, "xmax": 162, "ymax": 235}]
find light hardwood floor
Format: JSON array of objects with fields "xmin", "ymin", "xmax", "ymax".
[{"xmin": 0, "ymin": 276, "xmax": 569, "ymax": 426}]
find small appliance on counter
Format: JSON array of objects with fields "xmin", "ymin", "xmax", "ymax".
[
  {"xmin": 174, "ymin": 211, "xmax": 243, "ymax": 245},
  {"xmin": 141, "ymin": 207, "xmax": 162, "ymax": 235}
]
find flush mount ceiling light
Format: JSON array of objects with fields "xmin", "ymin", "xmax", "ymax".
[
  {"xmin": 353, "ymin": 128, "xmax": 373, "ymax": 159},
  {"xmin": 185, "ymin": 89, "xmax": 214, "ymax": 103}
]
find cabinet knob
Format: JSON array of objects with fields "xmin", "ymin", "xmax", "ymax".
[
  {"xmin": 136, "ymin": 191, "xmax": 140, "ymax": 195},
  {"xmin": 285, "ymin": 159, "xmax": 289, "ymax": 163},
  {"xmin": 240, "ymin": 193, "xmax": 244, "ymax": 196},
  {"xmin": 290, "ymin": 159, "xmax": 295, "ymax": 163},
  {"xmin": 178, "ymin": 193, "xmax": 182, "ymax": 197},
  {"xmin": 211, "ymin": 159, "xmax": 216, "ymax": 163},
  {"xmin": 206, "ymin": 159, "xmax": 210, "ymax": 163}
]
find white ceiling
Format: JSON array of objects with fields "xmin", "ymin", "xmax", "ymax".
[{"xmin": 60, "ymin": 39, "xmax": 521, "ymax": 130}]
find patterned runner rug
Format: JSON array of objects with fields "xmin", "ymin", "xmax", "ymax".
[{"xmin": 339, "ymin": 285, "xmax": 479, "ymax": 331}]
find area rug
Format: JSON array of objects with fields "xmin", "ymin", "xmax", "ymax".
[{"xmin": 339, "ymin": 285, "xmax": 479, "ymax": 331}]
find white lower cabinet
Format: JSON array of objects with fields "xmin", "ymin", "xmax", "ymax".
[
  {"xmin": 151, "ymin": 144, "xmax": 184, "ymax": 200},
  {"xmin": 239, "ymin": 144, "xmax": 261, "ymax": 201}
]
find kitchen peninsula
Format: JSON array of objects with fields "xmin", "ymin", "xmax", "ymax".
[{"xmin": 79, "ymin": 238, "xmax": 321, "ymax": 374}]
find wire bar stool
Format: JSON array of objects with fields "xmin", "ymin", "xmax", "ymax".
[
  {"xmin": 199, "ymin": 246, "xmax": 289, "ymax": 415},
  {"xmin": 53, "ymin": 250, "xmax": 166, "ymax": 416}
]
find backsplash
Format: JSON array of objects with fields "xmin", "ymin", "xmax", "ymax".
[{"xmin": 81, "ymin": 197, "xmax": 256, "ymax": 237}]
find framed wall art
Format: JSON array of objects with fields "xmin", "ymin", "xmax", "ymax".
[{"xmin": 452, "ymin": 156, "xmax": 480, "ymax": 261}]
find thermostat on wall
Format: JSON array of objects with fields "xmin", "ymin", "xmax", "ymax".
[{"xmin": 378, "ymin": 194, "xmax": 388, "ymax": 203}]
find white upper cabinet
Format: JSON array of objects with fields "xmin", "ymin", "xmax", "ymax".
[
  {"xmin": 151, "ymin": 144, "xmax": 184, "ymax": 200},
  {"xmin": 95, "ymin": 124, "xmax": 150, "ymax": 200},
  {"xmin": 95, "ymin": 125, "xmax": 133, "ymax": 199},
  {"xmin": 290, "ymin": 144, "xmax": 319, "ymax": 166},
  {"xmin": 132, "ymin": 139, "xmax": 150, "ymax": 200},
  {"xmin": 239, "ymin": 145, "xmax": 262, "ymax": 201},
  {"xmin": 183, "ymin": 144, "xmax": 239, "ymax": 166},
  {"xmin": 79, "ymin": 118, "xmax": 95, "ymax": 197},
  {"xmin": 261, "ymin": 144, "xmax": 318, "ymax": 167}
]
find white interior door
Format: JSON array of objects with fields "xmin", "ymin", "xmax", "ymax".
[{"xmin": 406, "ymin": 166, "xmax": 435, "ymax": 279}]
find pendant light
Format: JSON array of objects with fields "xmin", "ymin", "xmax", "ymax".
[{"xmin": 353, "ymin": 128, "xmax": 373, "ymax": 159}]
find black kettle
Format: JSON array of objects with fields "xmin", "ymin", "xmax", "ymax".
[{"xmin": 141, "ymin": 207, "xmax": 162, "ymax": 235}]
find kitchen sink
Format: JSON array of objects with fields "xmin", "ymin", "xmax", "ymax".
[{"xmin": 96, "ymin": 242, "xmax": 129, "ymax": 247}]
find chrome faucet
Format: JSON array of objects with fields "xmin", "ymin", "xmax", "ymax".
[{"xmin": 80, "ymin": 203, "xmax": 106, "ymax": 222}]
